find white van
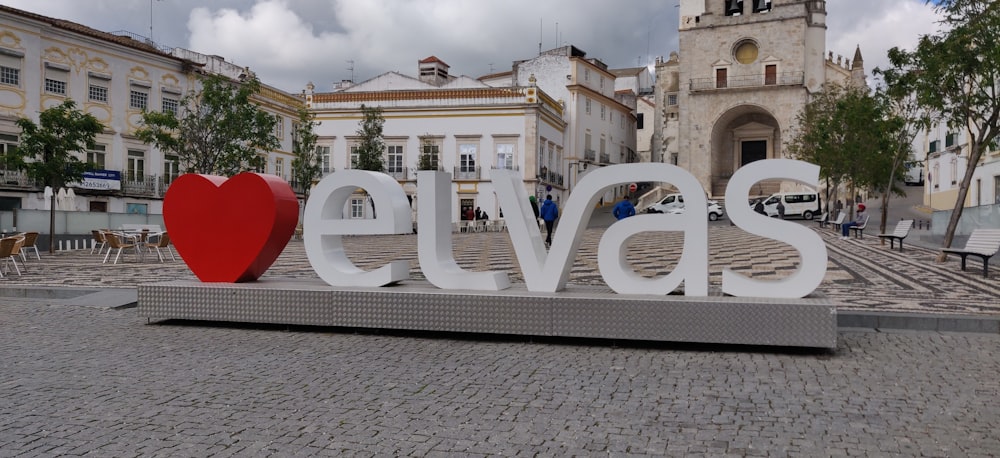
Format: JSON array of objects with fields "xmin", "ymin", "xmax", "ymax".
[
  {"xmin": 645, "ymin": 193, "xmax": 684, "ymax": 213},
  {"xmin": 761, "ymin": 192, "xmax": 821, "ymax": 219}
]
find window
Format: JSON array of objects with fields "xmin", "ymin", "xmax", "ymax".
[
  {"xmin": 637, "ymin": 113, "xmax": 644, "ymax": 130},
  {"xmin": 89, "ymin": 73, "xmax": 110, "ymax": 103},
  {"xmin": 251, "ymin": 154, "xmax": 267, "ymax": 173},
  {"xmin": 1, "ymin": 133, "xmax": 18, "ymax": 158},
  {"xmin": 87, "ymin": 145, "xmax": 106, "ymax": 169},
  {"xmin": 585, "ymin": 98, "xmax": 591, "ymax": 115},
  {"xmin": 162, "ymin": 95, "xmax": 179, "ymax": 115},
  {"xmin": 667, "ymin": 94, "xmax": 678, "ymax": 105},
  {"xmin": 0, "ymin": 49, "xmax": 23, "ymax": 87},
  {"xmin": 386, "ymin": 145, "xmax": 404, "ymax": 177},
  {"xmin": 716, "ymin": 68, "xmax": 728, "ymax": 88},
  {"xmin": 126, "ymin": 150, "xmax": 145, "ymax": 182},
  {"xmin": 421, "ymin": 143, "xmax": 440, "ymax": 170},
  {"xmin": 765, "ymin": 65, "xmax": 777, "ymax": 85},
  {"xmin": 995, "ymin": 176, "xmax": 1000, "ymax": 205},
  {"xmin": 584, "ymin": 68, "xmax": 590, "ymax": 81},
  {"xmin": 44, "ymin": 64, "xmax": 69, "ymax": 95},
  {"xmin": 273, "ymin": 116, "xmax": 284, "ymax": 139},
  {"xmin": 275, "ymin": 157, "xmax": 284, "ymax": 178},
  {"xmin": 0, "ymin": 65, "xmax": 18, "ymax": 86},
  {"xmin": 350, "ymin": 198, "xmax": 365, "ymax": 218},
  {"xmin": 459, "ymin": 143, "xmax": 477, "ymax": 174},
  {"xmin": 130, "ymin": 84, "xmax": 149, "ymax": 110},
  {"xmin": 929, "ymin": 140, "xmax": 939, "ymax": 153},
  {"xmin": 599, "ymin": 76, "xmax": 604, "ymax": 89},
  {"xmin": 317, "ymin": 145, "xmax": 332, "ymax": 174},
  {"xmin": 950, "ymin": 157, "xmax": 958, "ymax": 185},
  {"xmin": 945, "ymin": 132, "xmax": 957, "ymax": 147},
  {"xmin": 349, "ymin": 145, "xmax": 360, "ymax": 168},
  {"xmin": 600, "ymin": 104, "xmax": 606, "ymax": 120},
  {"xmin": 496, "ymin": 143, "xmax": 515, "ymax": 170},
  {"xmin": 164, "ymin": 154, "xmax": 180, "ymax": 184}
]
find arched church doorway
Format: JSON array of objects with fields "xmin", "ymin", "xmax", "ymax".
[{"xmin": 708, "ymin": 105, "xmax": 781, "ymax": 197}]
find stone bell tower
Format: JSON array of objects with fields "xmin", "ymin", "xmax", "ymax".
[{"xmin": 673, "ymin": 0, "xmax": 831, "ymax": 198}]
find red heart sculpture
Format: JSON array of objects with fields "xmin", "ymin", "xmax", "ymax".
[{"xmin": 164, "ymin": 172, "xmax": 299, "ymax": 282}]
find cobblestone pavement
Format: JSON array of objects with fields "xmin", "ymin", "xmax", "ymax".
[
  {"xmin": 2, "ymin": 223, "xmax": 999, "ymax": 455},
  {"xmin": 3, "ymin": 223, "xmax": 997, "ymax": 316},
  {"xmin": 1, "ymin": 301, "xmax": 998, "ymax": 456}
]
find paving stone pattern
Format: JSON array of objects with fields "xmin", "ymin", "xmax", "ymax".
[
  {"xmin": 2, "ymin": 224, "xmax": 999, "ymax": 455},
  {"xmin": 1, "ymin": 301, "xmax": 999, "ymax": 456},
  {"xmin": 4, "ymin": 225, "xmax": 997, "ymax": 316}
]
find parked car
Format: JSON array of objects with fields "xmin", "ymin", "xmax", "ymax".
[
  {"xmin": 761, "ymin": 192, "xmax": 821, "ymax": 219},
  {"xmin": 666, "ymin": 200, "xmax": 726, "ymax": 221},
  {"xmin": 645, "ymin": 193, "xmax": 685, "ymax": 214}
]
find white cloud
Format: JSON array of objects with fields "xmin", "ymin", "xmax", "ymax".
[{"xmin": 2, "ymin": 0, "xmax": 944, "ymax": 93}]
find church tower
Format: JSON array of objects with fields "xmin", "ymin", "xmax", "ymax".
[{"xmin": 673, "ymin": 0, "xmax": 833, "ymax": 198}]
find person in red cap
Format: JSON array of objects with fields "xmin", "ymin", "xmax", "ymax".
[{"xmin": 841, "ymin": 203, "xmax": 868, "ymax": 239}]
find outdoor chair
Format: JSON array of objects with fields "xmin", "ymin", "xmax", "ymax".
[
  {"xmin": 0, "ymin": 237, "xmax": 21, "ymax": 277},
  {"xmin": 91, "ymin": 230, "xmax": 108, "ymax": 255},
  {"xmin": 19, "ymin": 231, "xmax": 40, "ymax": 261},
  {"xmin": 103, "ymin": 232, "xmax": 139, "ymax": 264},
  {"xmin": 941, "ymin": 228, "xmax": 1000, "ymax": 278},
  {"xmin": 144, "ymin": 232, "xmax": 176, "ymax": 262}
]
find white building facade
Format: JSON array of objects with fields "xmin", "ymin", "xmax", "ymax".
[
  {"xmin": 0, "ymin": 5, "xmax": 302, "ymax": 215},
  {"xmin": 306, "ymin": 57, "xmax": 566, "ymax": 223}
]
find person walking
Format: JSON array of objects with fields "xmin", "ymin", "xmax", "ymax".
[
  {"xmin": 539, "ymin": 194, "xmax": 559, "ymax": 247},
  {"xmin": 776, "ymin": 199, "xmax": 786, "ymax": 219},
  {"xmin": 612, "ymin": 195, "xmax": 636, "ymax": 220}
]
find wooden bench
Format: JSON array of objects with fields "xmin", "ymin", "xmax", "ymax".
[
  {"xmin": 941, "ymin": 228, "xmax": 1000, "ymax": 278},
  {"xmin": 849, "ymin": 215, "xmax": 870, "ymax": 238},
  {"xmin": 876, "ymin": 219, "xmax": 914, "ymax": 251}
]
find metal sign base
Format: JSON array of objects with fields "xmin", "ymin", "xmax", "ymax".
[{"xmin": 138, "ymin": 279, "xmax": 837, "ymax": 349}]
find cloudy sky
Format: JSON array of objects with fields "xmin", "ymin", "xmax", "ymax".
[{"xmin": 5, "ymin": 0, "xmax": 946, "ymax": 94}]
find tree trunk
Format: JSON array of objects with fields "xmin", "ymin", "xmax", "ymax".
[
  {"xmin": 49, "ymin": 193, "xmax": 56, "ymax": 254},
  {"xmin": 936, "ymin": 143, "xmax": 985, "ymax": 262}
]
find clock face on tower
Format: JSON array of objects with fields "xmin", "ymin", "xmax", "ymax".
[{"xmin": 735, "ymin": 40, "xmax": 759, "ymax": 64}]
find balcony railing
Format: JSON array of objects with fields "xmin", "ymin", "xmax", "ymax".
[
  {"xmin": 584, "ymin": 149, "xmax": 596, "ymax": 162},
  {"xmin": 689, "ymin": 71, "xmax": 804, "ymax": 92},
  {"xmin": 599, "ymin": 153, "xmax": 610, "ymax": 164},
  {"xmin": 123, "ymin": 173, "xmax": 158, "ymax": 197},
  {"xmin": 0, "ymin": 169, "xmax": 35, "ymax": 188},
  {"xmin": 454, "ymin": 166, "xmax": 481, "ymax": 180}
]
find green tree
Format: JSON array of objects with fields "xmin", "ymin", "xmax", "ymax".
[
  {"xmin": 787, "ymin": 83, "xmax": 901, "ymax": 217},
  {"xmin": 354, "ymin": 104, "xmax": 385, "ymax": 172},
  {"xmin": 11, "ymin": 99, "xmax": 102, "ymax": 252},
  {"xmin": 882, "ymin": 0, "xmax": 1000, "ymax": 256},
  {"xmin": 136, "ymin": 73, "xmax": 279, "ymax": 176},
  {"xmin": 290, "ymin": 106, "xmax": 321, "ymax": 201}
]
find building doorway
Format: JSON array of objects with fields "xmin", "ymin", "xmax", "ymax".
[
  {"xmin": 460, "ymin": 198, "xmax": 475, "ymax": 221},
  {"xmin": 741, "ymin": 140, "xmax": 767, "ymax": 166}
]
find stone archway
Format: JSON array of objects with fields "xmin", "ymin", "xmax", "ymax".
[{"xmin": 708, "ymin": 106, "xmax": 781, "ymax": 197}]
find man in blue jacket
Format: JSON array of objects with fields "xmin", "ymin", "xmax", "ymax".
[
  {"xmin": 612, "ymin": 195, "xmax": 636, "ymax": 220},
  {"xmin": 539, "ymin": 194, "xmax": 559, "ymax": 247}
]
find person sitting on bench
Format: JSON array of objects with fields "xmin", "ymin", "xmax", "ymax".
[{"xmin": 841, "ymin": 204, "xmax": 867, "ymax": 240}]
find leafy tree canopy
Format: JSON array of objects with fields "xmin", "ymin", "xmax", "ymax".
[
  {"xmin": 354, "ymin": 104, "xmax": 385, "ymax": 172},
  {"xmin": 136, "ymin": 73, "xmax": 279, "ymax": 177},
  {"xmin": 881, "ymin": 0, "xmax": 1000, "ymax": 251},
  {"xmin": 11, "ymin": 99, "xmax": 103, "ymax": 189},
  {"xmin": 290, "ymin": 106, "xmax": 321, "ymax": 199}
]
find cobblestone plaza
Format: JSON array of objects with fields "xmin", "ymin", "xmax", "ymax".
[{"xmin": 1, "ymin": 222, "xmax": 998, "ymax": 456}]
